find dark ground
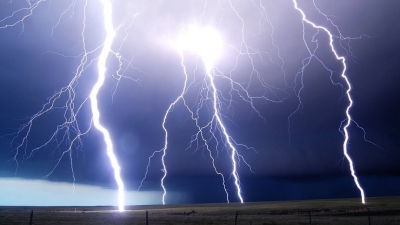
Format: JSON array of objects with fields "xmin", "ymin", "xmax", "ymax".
[{"xmin": 1, "ymin": 196, "xmax": 400, "ymax": 225}]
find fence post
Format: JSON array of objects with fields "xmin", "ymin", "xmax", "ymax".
[
  {"xmin": 308, "ymin": 209, "xmax": 311, "ymax": 225},
  {"xmin": 146, "ymin": 210, "xmax": 149, "ymax": 225},
  {"xmin": 29, "ymin": 210, "xmax": 33, "ymax": 225},
  {"xmin": 368, "ymin": 208, "xmax": 371, "ymax": 225},
  {"xmin": 235, "ymin": 211, "xmax": 238, "ymax": 225}
]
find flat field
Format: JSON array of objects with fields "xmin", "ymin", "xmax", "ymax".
[{"xmin": 1, "ymin": 196, "xmax": 399, "ymax": 225}]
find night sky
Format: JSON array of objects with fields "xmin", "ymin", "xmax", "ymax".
[{"xmin": 0, "ymin": 0, "xmax": 399, "ymax": 206}]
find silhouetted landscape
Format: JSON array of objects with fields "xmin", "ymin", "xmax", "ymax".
[{"xmin": 1, "ymin": 196, "xmax": 399, "ymax": 224}]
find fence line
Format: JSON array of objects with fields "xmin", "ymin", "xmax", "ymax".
[{"xmin": 27, "ymin": 207, "xmax": 377, "ymax": 225}]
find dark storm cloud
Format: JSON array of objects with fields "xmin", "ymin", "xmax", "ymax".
[{"xmin": 0, "ymin": 0, "xmax": 399, "ymax": 204}]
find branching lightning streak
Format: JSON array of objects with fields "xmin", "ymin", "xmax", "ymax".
[
  {"xmin": 1, "ymin": 0, "xmax": 125, "ymax": 211},
  {"xmin": 140, "ymin": 1, "xmax": 320, "ymax": 205},
  {"xmin": 292, "ymin": 0, "xmax": 365, "ymax": 204},
  {"xmin": 2, "ymin": 0, "xmax": 382, "ymax": 208},
  {"xmin": 145, "ymin": 28, "xmax": 239, "ymax": 204},
  {"xmin": 0, "ymin": 0, "xmax": 43, "ymax": 34},
  {"xmin": 158, "ymin": 51, "xmax": 189, "ymax": 205},
  {"xmin": 149, "ymin": 25, "xmax": 259, "ymax": 204},
  {"xmin": 205, "ymin": 65, "xmax": 244, "ymax": 203},
  {"xmin": 91, "ymin": 0, "xmax": 125, "ymax": 212}
]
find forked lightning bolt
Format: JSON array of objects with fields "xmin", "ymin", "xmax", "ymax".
[
  {"xmin": 92, "ymin": 0, "xmax": 124, "ymax": 211},
  {"xmin": 1, "ymin": 0, "xmax": 380, "ymax": 208},
  {"xmin": 0, "ymin": 0, "xmax": 125, "ymax": 211},
  {"xmin": 152, "ymin": 26, "xmax": 252, "ymax": 204},
  {"xmin": 292, "ymin": 0, "xmax": 365, "ymax": 204}
]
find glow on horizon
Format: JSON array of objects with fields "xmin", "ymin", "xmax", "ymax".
[{"xmin": 0, "ymin": 178, "xmax": 163, "ymax": 206}]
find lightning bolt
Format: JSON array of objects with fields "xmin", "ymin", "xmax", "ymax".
[
  {"xmin": 292, "ymin": 0, "xmax": 365, "ymax": 204},
  {"xmin": 1, "ymin": 0, "xmax": 382, "ymax": 208},
  {"xmin": 148, "ymin": 0, "xmax": 374, "ymax": 205},
  {"xmin": 172, "ymin": 26, "xmax": 248, "ymax": 204},
  {"xmin": 141, "ymin": 20, "xmax": 262, "ymax": 203},
  {"xmin": 92, "ymin": 0, "xmax": 124, "ymax": 212},
  {"xmin": 1, "ymin": 0, "xmax": 125, "ymax": 211},
  {"xmin": 142, "ymin": 26, "xmax": 248, "ymax": 204}
]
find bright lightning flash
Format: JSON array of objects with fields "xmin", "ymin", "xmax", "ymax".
[
  {"xmin": 1, "ymin": 0, "xmax": 380, "ymax": 208},
  {"xmin": 174, "ymin": 25, "xmax": 223, "ymax": 70},
  {"xmin": 175, "ymin": 26, "xmax": 244, "ymax": 203},
  {"xmin": 91, "ymin": 0, "xmax": 124, "ymax": 212},
  {"xmin": 140, "ymin": 1, "xmax": 373, "ymax": 206},
  {"xmin": 293, "ymin": 0, "xmax": 365, "ymax": 204},
  {"xmin": 0, "ymin": 0, "xmax": 126, "ymax": 211},
  {"xmin": 152, "ymin": 26, "xmax": 250, "ymax": 204}
]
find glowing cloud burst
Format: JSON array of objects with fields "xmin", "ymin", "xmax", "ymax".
[{"xmin": 174, "ymin": 25, "xmax": 223, "ymax": 69}]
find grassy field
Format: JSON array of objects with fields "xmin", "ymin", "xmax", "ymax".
[{"xmin": 1, "ymin": 196, "xmax": 399, "ymax": 225}]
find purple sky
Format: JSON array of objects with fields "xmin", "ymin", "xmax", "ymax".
[{"xmin": 0, "ymin": 0, "xmax": 399, "ymax": 206}]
